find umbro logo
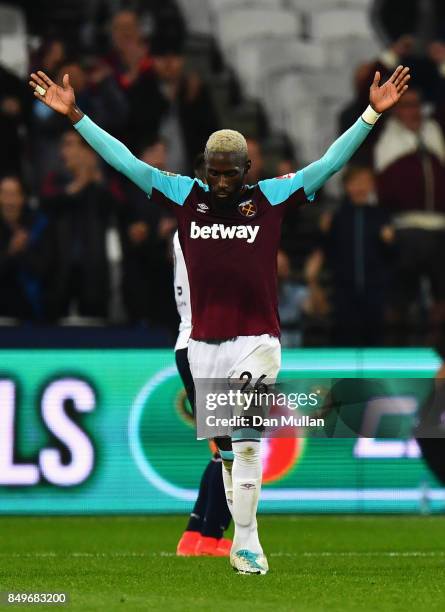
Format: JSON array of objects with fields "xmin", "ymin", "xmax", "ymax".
[
  {"xmin": 197, "ymin": 202, "xmax": 209, "ymax": 213},
  {"xmin": 240, "ymin": 483, "xmax": 256, "ymax": 490}
]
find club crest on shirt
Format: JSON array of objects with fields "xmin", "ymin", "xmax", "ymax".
[
  {"xmin": 196, "ymin": 202, "xmax": 209, "ymax": 214},
  {"xmin": 238, "ymin": 200, "xmax": 257, "ymax": 218}
]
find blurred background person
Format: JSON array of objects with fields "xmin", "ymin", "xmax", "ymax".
[
  {"xmin": 375, "ymin": 88, "xmax": 445, "ymax": 342},
  {"xmin": 308, "ymin": 166, "xmax": 394, "ymax": 346},
  {"xmin": 118, "ymin": 138, "xmax": 177, "ymax": 335},
  {"xmin": 245, "ymin": 137, "xmax": 267, "ymax": 184},
  {"xmin": 60, "ymin": 60, "xmax": 129, "ymax": 137},
  {"xmin": 0, "ymin": 176, "xmax": 47, "ymax": 321},
  {"xmin": 372, "ymin": 0, "xmax": 445, "ymax": 52},
  {"xmin": 372, "ymin": 0, "xmax": 445, "ymax": 103},
  {"xmin": 31, "ymin": 58, "xmax": 128, "ymax": 190},
  {"xmin": 277, "ymin": 249, "xmax": 323, "ymax": 348},
  {"xmin": 123, "ymin": 33, "xmax": 220, "ymax": 169},
  {"xmin": 29, "ymin": 38, "xmax": 66, "ymax": 77},
  {"xmin": 41, "ymin": 131, "xmax": 115, "ymax": 322},
  {"xmin": 102, "ymin": 9, "xmax": 153, "ymax": 93},
  {"xmin": 0, "ymin": 63, "xmax": 31, "ymax": 177}
]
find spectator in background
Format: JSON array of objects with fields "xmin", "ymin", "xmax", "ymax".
[
  {"xmin": 280, "ymin": 201, "xmax": 324, "ymax": 279},
  {"xmin": 274, "ymin": 136, "xmax": 299, "ymax": 179},
  {"xmin": 59, "ymin": 60, "xmax": 129, "ymax": 136},
  {"xmin": 41, "ymin": 131, "xmax": 115, "ymax": 321},
  {"xmin": 309, "ymin": 166, "xmax": 394, "ymax": 346},
  {"xmin": 0, "ymin": 64, "xmax": 31, "ymax": 176},
  {"xmin": 375, "ymin": 89, "xmax": 445, "ymax": 178},
  {"xmin": 17, "ymin": 0, "xmax": 90, "ymax": 49},
  {"xmin": 125, "ymin": 34, "xmax": 219, "ymax": 170},
  {"xmin": 31, "ymin": 59, "xmax": 128, "ymax": 189},
  {"xmin": 119, "ymin": 139, "xmax": 177, "ymax": 333},
  {"xmin": 429, "ymin": 40, "xmax": 445, "ymax": 133},
  {"xmin": 101, "ymin": 2, "xmax": 186, "ymax": 85},
  {"xmin": 372, "ymin": 1, "xmax": 445, "ymax": 104},
  {"xmin": 245, "ymin": 137, "xmax": 267, "ymax": 184},
  {"xmin": 374, "ymin": 88, "xmax": 445, "ymax": 339},
  {"xmin": 339, "ymin": 36, "xmax": 419, "ymax": 165},
  {"xmin": 277, "ymin": 249, "xmax": 312, "ymax": 348},
  {"xmin": 104, "ymin": 9, "xmax": 153, "ymax": 92},
  {"xmin": 372, "ymin": 0, "xmax": 445, "ymax": 51},
  {"xmin": 30, "ymin": 38, "xmax": 66, "ymax": 78},
  {"xmin": 0, "ymin": 176, "xmax": 47, "ymax": 320},
  {"xmin": 148, "ymin": 1, "xmax": 186, "ymax": 45}
]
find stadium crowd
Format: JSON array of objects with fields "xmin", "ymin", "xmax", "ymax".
[{"xmin": 2, "ymin": 0, "xmax": 445, "ymax": 348}]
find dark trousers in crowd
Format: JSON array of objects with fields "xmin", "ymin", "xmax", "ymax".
[
  {"xmin": 389, "ymin": 228, "xmax": 445, "ymax": 345},
  {"xmin": 46, "ymin": 263, "xmax": 109, "ymax": 320},
  {"xmin": 332, "ymin": 287, "xmax": 386, "ymax": 347}
]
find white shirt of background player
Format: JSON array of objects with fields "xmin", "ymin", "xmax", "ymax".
[{"xmin": 173, "ymin": 230, "xmax": 192, "ymax": 351}]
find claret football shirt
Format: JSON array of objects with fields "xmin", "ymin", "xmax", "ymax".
[
  {"xmin": 148, "ymin": 170, "xmax": 310, "ymax": 340},
  {"xmin": 74, "ymin": 112, "xmax": 374, "ymax": 341}
]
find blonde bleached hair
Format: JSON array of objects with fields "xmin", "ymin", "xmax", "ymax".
[{"xmin": 204, "ymin": 129, "xmax": 248, "ymax": 158}]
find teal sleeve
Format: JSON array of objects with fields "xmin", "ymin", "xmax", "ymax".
[
  {"xmin": 74, "ymin": 115, "xmax": 198, "ymax": 205},
  {"xmin": 302, "ymin": 117, "xmax": 373, "ymax": 199},
  {"xmin": 258, "ymin": 171, "xmax": 307, "ymax": 205}
]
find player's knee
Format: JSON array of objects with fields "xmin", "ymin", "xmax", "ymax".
[{"xmin": 233, "ymin": 439, "xmax": 260, "ymax": 464}]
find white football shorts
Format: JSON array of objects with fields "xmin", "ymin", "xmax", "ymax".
[{"xmin": 188, "ymin": 334, "xmax": 281, "ymax": 439}]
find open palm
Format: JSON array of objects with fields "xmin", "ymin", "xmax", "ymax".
[
  {"xmin": 29, "ymin": 71, "xmax": 75, "ymax": 116},
  {"xmin": 369, "ymin": 65, "xmax": 410, "ymax": 114}
]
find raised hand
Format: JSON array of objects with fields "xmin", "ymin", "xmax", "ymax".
[
  {"xmin": 369, "ymin": 65, "xmax": 410, "ymax": 114},
  {"xmin": 29, "ymin": 71, "xmax": 75, "ymax": 116}
]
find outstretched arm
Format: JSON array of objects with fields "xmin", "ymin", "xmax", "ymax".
[
  {"xmin": 28, "ymin": 71, "xmax": 194, "ymax": 203},
  {"xmin": 303, "ymin": 65, "xmax": 410, "ymax": 198}
]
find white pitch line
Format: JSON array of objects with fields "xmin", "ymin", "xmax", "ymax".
[
  {"xmin": 0, "ymin": 552, "xmax": 167, "ymax": 558},
  {"xmin": 0, "ymin": 551, "xmax": 444, "ymax": 558},
  {"xmin": 272, "ymin": 551, "xmax": 445, "ymax": 557}
]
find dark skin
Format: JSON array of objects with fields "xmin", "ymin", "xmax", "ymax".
[{"xmin": 205, "ymin": 151, "xmax": 251, "ymax": 205}]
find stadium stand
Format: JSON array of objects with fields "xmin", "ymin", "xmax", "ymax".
[
  {"xmin": 2, "ymin": 0, "xmax": 445, "ymax": 347},
  {"xmin": 0, "ymin": 3, "xmax": 28, "ymax": 77},
  {"xmin": 201, "ymin": 0, "xmax": 380, "ymax": 179}
]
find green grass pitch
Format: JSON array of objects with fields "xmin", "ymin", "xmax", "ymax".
[{"xmin": 1, "ymin": 515, "xmax": 445, "ymax": 611}]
